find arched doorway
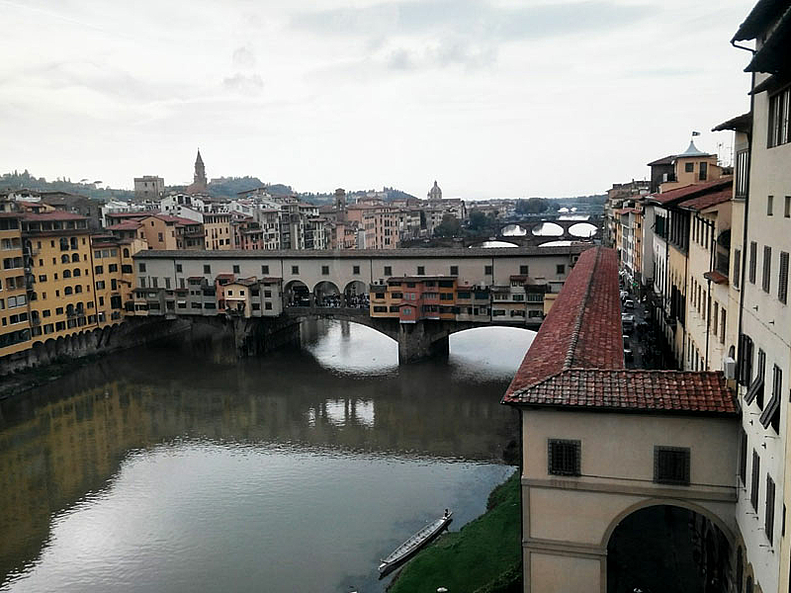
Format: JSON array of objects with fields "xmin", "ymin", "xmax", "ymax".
[
  {"xmin": 343, "ymin": 281, "xmax": 368, "ymax": 309},
  {"xmin": 606, "ymin": 504, "xmax": 732, "ymax": 593},
  {"xmin": 313, "ymin": 281, "xmax": 340, "ymax": 307},
  {"xmin": 284, "ymin": 280, "xmax": 311, "ymax": 307}
]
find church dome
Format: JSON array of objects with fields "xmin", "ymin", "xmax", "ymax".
[{"xmin": 428, "ymin": 180, "xmax": 442, "ymax": 200}]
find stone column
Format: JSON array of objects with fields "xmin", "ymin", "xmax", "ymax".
[{"xmin": 397, "ymin": 320, "xmax": 450, "ymax": 364}]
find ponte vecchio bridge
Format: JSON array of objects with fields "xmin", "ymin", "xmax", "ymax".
[{"xmin": 133, "ymin": 245, "xmax": 591, "ymax": 363}]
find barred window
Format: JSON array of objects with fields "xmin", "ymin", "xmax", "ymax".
[
  {"xmin": 654, "ymin": 446, "xmax": 690, "ymax": 485},
  {"xmin": 548, "ymin": 439, "xmax": 581, "ymax": 476}
]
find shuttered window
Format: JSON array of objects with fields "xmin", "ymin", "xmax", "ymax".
[
  {"xmin": 751, "ymin": 450, "xmax": 760, "ymax": 511},
  {"xmin": 766, "ymin": 475, "xmax": 776, "ymax": 545},
  {"xmin": 760, "ymin": 364, "xmax": 782, "ymax": 433},
  {"xmin": 745, "ymin": 349, "xmax": 766, "ymax": 407},
  {"xmin": 654, "ymin": 446, "xmax": 690, "ymax": 485},
  {"xmin": 734, "ymin": 248, "xmax": 741, "ymax": 289},
  {"xmin": 763, "ymin": 245, "xmax": 772, "ymax": 293},
  {"xmin": 749, "ymin": 241, "xmax": 757, "ymax": 284},
  {"xmin": 738, "ymin": 334, "xmax": 754, "ymax": 387},
  {"xmin": 779, "ymin": 251, "xmax": 789, "ymax": 304}
]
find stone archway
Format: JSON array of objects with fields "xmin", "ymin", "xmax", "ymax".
[
  {"xmin": 284, "ymin": 280, "xmax": 310, "ymax": 307},
  {"xmin": 343, "ymin": 280, "xmax": 368, "ymax": 309},
  {"xmin": 604, "ymin": 500, "xmax": 734, "ymax": 593},
  {"xmin": 313, "ymin": 281, "xmax": 340, "ymax": 307}
]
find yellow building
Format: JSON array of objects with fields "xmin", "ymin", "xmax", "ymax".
[
  {"xmin": 91, "ymin": 235, "xmax": 139, "ymax": 323},
  {"xmin": 203, "ymin": 213, "xmax": 232, "ymax": 250},
  {"xmin": 1, "ymin": 212, "xmax": 32, "ymax": 358},
  {"xmin": 22, "ymin": 212, "xmax": 98, "ymax": 342}
]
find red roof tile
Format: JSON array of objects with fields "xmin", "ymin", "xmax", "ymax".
[
  {"xmin": 504, "ymin": 247, "xmax": 623, "ymax": 399},
  {"xmin": 507, "ymin": 369, "xmax": 736, "ymax": 415},
  {"xmin": 647, "ymin": 178, "xmax": 733, "ymax": 205},
  {"xmin": 678, "ymin": 188, "xmax": 732, "ymax": 211},
  {"xmin": 22, "ymin": 211, "xmax": 87, "ymax": 222}
]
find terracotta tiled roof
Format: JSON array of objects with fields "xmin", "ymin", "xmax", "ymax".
[
  {"xmin": 704, "ymin": 270, "xmax": 729, "ymax": 284},
  {"xmin": 22, "ymin": 211, "xmax": 87, "ymax": 221},
  {"xmin": 508, "ymin": 369, "xmax": 737, "ymax": 415},
  {"xmin": 106, "ymin": 221, "xmax": 142, "ymax": 231},
  {"xmin": 503, "ymin": 247, "xmax": 623, "ymax": 400},
  {"xmin": 502, "ymin": 246, "xmax": 737, "ymax": 415},
  {"xmin": 647, "ymin": 178, "xmax": 733, "ymax": 205},
  {"xmin": 678, "ymin": 188, "xmax": 733, "ymax": 211}
]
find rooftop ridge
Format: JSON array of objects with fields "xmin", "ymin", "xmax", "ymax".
[{"xmin": 564, "ymin": 247, "xmax": 600, "ymax": 370}]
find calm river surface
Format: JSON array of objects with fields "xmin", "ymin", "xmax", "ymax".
[{"xmin": 0, "ymin": 321, "xmax": 534, "ymax": 593}]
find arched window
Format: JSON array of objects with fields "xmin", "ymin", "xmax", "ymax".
[
  {"xmin": 60, "ymin": 238, "xmax": 69, "ymax": 251},
  {"xmin": 73, "ymin": 268, "xmax": 81, "ymax": 277},
  {"xmin": 63, "ymin": 270, "xmax": 71, "ymax": 278},
  {"xmin": 72, "ymin": 253, "xmax": 80, "ymax": 262},
  {"xmin": 75, "ymin": 285, "xmax": 82, "ymax": 293},
  {"xmin": 66, "ymin": 304, "xmax": 74, "ymax": 315},
  {"xmin": 61, "ymin": 254, "xmax": 70, "ymax": 264},
  {"xmin": 123, "ymin": 248, "xmax": 129, "ymax": 258},
  {"xmin": 64, "ymin": 286, "xmax": 73, "ymax": 295},
  {"xmin": 70, "ymin": 237, "xmax": 78, "ymax": 249}
]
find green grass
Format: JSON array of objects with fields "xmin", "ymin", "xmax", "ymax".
[{"xmin": 388, "ymin": 471, "xmax": 522, "ymax": 593}]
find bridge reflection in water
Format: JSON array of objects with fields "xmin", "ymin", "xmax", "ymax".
[{"xmin": 0, "ymin": 322, "xmax": 531, "ymax": 588}]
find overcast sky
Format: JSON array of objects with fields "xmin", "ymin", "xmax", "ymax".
[{"xmin": 0, "ymin": 0, "xmax": 756, "ymax": 198}]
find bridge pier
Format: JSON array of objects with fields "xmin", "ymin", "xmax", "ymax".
[
  {"xmin": 230, "ymin": 316, "xmax": 302, "ymax": 357},
  {"xmin": 397, "ymin": 320, "xmax": 451, "ymax": 364}
]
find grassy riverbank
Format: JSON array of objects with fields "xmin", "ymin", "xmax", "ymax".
[{"xmin": 388, "ymin": 471, "xmax": 521, "ymax": 593}]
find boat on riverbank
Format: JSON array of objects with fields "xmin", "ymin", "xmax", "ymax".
[{"xmin": 378, "ymin": 511, "xmax": 453, "ymax": 577}]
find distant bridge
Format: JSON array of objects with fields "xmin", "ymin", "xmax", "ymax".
[{"xmin": 403, "ymin": 216, "xmax": 603, "ymax": 249}]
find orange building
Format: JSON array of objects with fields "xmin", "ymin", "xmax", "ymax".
[{"xmin": 370, "ymin": 276, "xmax": 457, "ymax": 323}]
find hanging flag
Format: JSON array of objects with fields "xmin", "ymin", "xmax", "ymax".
[{"xmin": 692, "ymin": 131, "xmax": 701, "ymax": 136}]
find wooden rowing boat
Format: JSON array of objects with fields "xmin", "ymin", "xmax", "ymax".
[{"xmin": 378, "ymin": 510, "xmax": 453, "ymax": 576}]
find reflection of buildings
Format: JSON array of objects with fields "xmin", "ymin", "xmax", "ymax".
[{"xmin": 0, "ymin": 347, "xmax": 515, "ymax": 579}]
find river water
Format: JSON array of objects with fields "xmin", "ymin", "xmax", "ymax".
[{"xmin": 0, "ymin": 321, "xmax": 534, "ymax": 593}]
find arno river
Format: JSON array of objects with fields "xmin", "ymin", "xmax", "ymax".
[{"xmin": 0, "ymin": 321, "xmax": 533, "ymax": 593}]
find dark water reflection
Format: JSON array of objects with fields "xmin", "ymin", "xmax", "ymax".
[{"xmin": 0, "ymin": 321, "xmax": 533, "ymax": 592}]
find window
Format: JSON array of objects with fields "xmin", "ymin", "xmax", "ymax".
[
  {"xmin": 233, "ymin": 265, "xmax": 240, "ymax": 274},
  {"xmin": 768, "ymin": 87, "xmax": 790, "ymax": 148},
  {"xmin": 63, "ymin": 269, "xmax": 71, "ymax": 279},
  {"xmin": 786, "ymin": 196, "xmax": 791, "ymax": 218},
  {"xmin": 760, "ymin": 365, "xmax": 783, "ymax": 433},
  {"xmin": 749, "ymin": 242, "xmax": 757, "ymax": 284},
  {"xmin": 734, "ymin": 248, "xmax": 741, "ymax": 289},
  {"xmin": 176, "ymin": 263, "xmax": 183, "ymax": 273},
  {"xmin": 766, "ymin": 475, "xmax": 776, "ymax": 544},
  {"xmin": 735, "ymin": 150, "xmax": 749, "ymax": 199},
  {"xmin": 417, "ymin": 266, "xmax": 425, "ymax": 275},
  {"xmin": 738, "ymin": 429, "xmax": 748, "ymax": 485},
  {"xmin": 556, "ymin": 264, "xmax": 565, "ymax": 275},
  {"xmin": 520, "ymin": 265, "xmax": 529, "ymax": 275},
  {"xmin": 779, "ymin": 252, "xmax": 789, "ymax": 305},
  {"xmin": 768, "ymin": 195, "xmax": 774, "ymax": 216},
  {"xmin": 322, "ymin": 265, "xmax": 329, "ymax": 275},
  {"xmin": 384, "ymin": 266, "xmax": 392, "ymax": 276},
  {"xmin": 96, "ymin": 281, "xmax": 106, "ymax": 290},
  {"xmin": 745, "ymin": 348, "xmax": 766, "ymax": 407},
  {"xmin": 261, "ymin": 265, "xmax": 269, "ymax": 275},
  {"xmin": 685, "ymin": 162, "xmax": 694, "ymax": 173},
  {"xmin": 139, "ymin": 263, "xmax": 146, "ymax": 273},
  {"xmin": 720, "ymin": 308, "xmax": 726, "ymax": 344},
  {"xmin": 203, "ymin": 264, "xmax": 211, "ymax": 274},
  {"xmin": 353, "ymin": 265, "xmax": 360, "ymax": 274},
  {"xmin": 95, "ymin": 265, "xmax": 103, "ymax": 275},
  {"xmin": 763, "ymin": 245, "xmax": 772, "ymax": 293},
  {"xmin": 73, "ymin": 268, "xmax": 81, "ymax": 277},
  {"xmin": 548, "ymin": 439, "xmax": 581, "ymax": 476},
  {"xmin": 38, "ymin": 274, "xmax": 47, "ymax": 282},
  {"xmin": 485, "ymin": 265, "xmax": 493, "ymax": 275},
  {"xmin": 751, "ymin": 451, "xmax": 761, "ymax": 511},
  {"xmin": 450, "ymin": 265, "xmax": 458, "ymax": 276},
  {"xmin": 654, "ymin": 446, "xmax": 690, "ymax": 485},
  {"xmin": 265, "ymin": 302, "xmax": 272, "ymax": 310},
  {"xmin": 290, "ymin": 265, "xmax": 299, "ymax": 274},
  {"xmin": 699, "ymin": 161, "xmax": 708, "ymax": 181}
]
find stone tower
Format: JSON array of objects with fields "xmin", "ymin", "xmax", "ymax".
[
  {"xmin": 335, "ymin": 188, "xmax": 347, "ymax": 222},
  {"xmin": 428, "ymin": 180, "xmax": 442, "ymax": 200},
  {"xmin": 193, "ymin": 149, "xmax": 207, "ymax": 192}
]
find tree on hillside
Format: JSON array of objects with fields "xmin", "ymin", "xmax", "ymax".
[
  {"xmin": 516, "ymin": 198, "xmax": 549, "ymax": 214},
  {"xmin": 468, "ymin": 210, "xmax": 490, "ymax": 231}
]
